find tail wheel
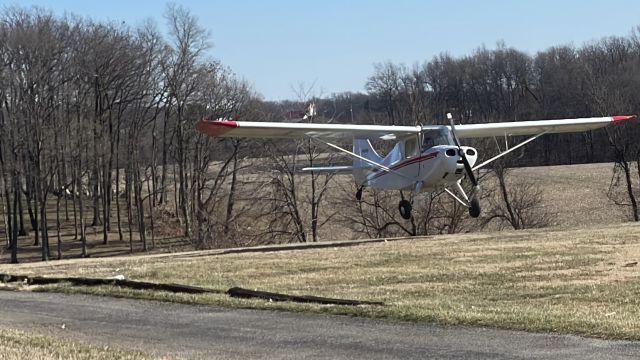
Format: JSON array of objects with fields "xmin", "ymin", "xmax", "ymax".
[
  {"xmin": 469, "ymin": 198, "xmax": 481, "ymax": 218},
  {"xmin": 399, "ymin": 200, "xmax": 412, "ymax": 220}
]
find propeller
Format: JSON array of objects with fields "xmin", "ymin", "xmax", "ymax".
[{"xmin": 447, "ymin": 113, "xmax": 478, "ymax": 188}]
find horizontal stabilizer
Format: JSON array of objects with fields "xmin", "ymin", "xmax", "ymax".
[{"xmin": 302, "ymin": 166, "xmax": 353, "ymax": 173}]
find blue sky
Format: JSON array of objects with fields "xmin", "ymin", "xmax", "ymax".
[{"xmin": 5, "ymin": 0, "xmax": 640, "ymax": 100}]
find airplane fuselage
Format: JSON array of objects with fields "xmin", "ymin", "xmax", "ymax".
[{"xmin": 363, "ymin": 145, "xmax": 478, "ymax": 192}]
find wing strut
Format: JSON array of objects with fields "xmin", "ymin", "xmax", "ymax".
[
  {"xmin": 472, "ymin": 130, "xmax": 549, "ymax": 171},
  {"xmin": 444, "ymin": 188, "xmax": 470, "ymax": 207}
]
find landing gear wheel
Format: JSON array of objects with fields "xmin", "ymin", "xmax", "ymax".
[
  {"xmin": 399, "ymin": 200, "xmax": 412, "ymax": 220},
  {"xmin": 469, "ymin": 198, "xmax": 481, "ymax": 218}
]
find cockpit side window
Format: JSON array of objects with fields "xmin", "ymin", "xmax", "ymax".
[
  {"xmin": 422, "ymin": 131, "xmax": 437, "ymax": 150},
  {"xmin": 404, "ymin": 137, "xmax": 418, "ymax": 158}
]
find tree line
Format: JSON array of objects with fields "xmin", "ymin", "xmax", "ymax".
[
  {"xmin": 2, "ymin": 5, "xmax": 640, "ymax": 263},
  {"xmin": 0, "ymin": 5, "xmax": 255, "ymax": 263}
]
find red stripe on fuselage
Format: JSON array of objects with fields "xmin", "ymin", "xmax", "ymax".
[{"xmin": 368, "ymin": 152, "xmax": 438, "ymax": 180}]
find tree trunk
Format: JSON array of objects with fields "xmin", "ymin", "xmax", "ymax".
[
  {"xmin": 151, "ymin": 117, "xmax": 158, "ymax": 206},
  {"xmin": 11, "ymin": 181, "xmax": 18, "ymax": 264},
  {"xmin": 173, "ymin": 162, "xmax": 179, "ymax": 221},
  {"xmin": 39, "ymin": 197, "xmax": 49, "ymax": 261},
  {"xmin": 496, "ymin": 166, "xmax": 519, "ymax": 229},
  {"xmin": 115, "ymin": 160, "xmax": 123, "ymax": 242},
  {"xmin": 92, "ymin": 76, "xmax": 101, "ymax": 227},
  {"xmin": 177, "ymin": 123, "xmax": 190, "ymax": 238},
  {"xmin": 77, "ymin": 158, "xmax": 87, "ymax": 258},
  {"xmin": 26, "ymin": 170, "xmax": 39, "ymax": 246},
  {"xmin": 56, "ymin": 195, "xmax": 62, "ymax": 260},
  {"xmin": 159, "ymin": 104, "xmax": 171, "ymax": 205},
  {"xmin": 3, "ymin": 187, "xmax": 11, "ymax": 249},
  {"xmin": 17, "ymin": 182, "xmax": 26, "ymax": 236},
  {"xmin": 623, "ymin": 161, "xmax": 639, "ymax": 221},
  {"xmin": 146, "ymin": 169, "xmax": 155, "ymax": 249},
  {"xmin": 2, "ymin": 171, "xmax": 12, "ymax": 249},
  {"xmin": 126, "ymin": 164, "xmax": 133, "ymax": 252},
  {"xmin": 71, "ymin": 163, "xmax": 78, "ymax": 240},
  {"xmin": 134, "ymin": 162, "xmax": 146, "ymax": 251},
  {"xmin": 224, "ymin": 143, "xmax": 239, "ymax": 235}
]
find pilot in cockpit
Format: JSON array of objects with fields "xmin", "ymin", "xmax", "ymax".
[{"xmin": 422, "ymin": 128, "xmax": 454, "ymax": 151}]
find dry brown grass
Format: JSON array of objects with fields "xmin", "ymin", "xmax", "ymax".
[
  {"xmin": 508, "ymin": 163, "xmax": 629, "ymax": 226},
  {"xmin": 3, "ymin": 221, "xmax": 640, "ymax": 339},
  {"xmin": 0, "ymin": 328, "xmax": 170, "ymax": 360}
]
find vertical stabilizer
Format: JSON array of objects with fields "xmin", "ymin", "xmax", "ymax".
[{"xmin": 352, "ymin": 139, "xmax": 382, "ymax": 186}]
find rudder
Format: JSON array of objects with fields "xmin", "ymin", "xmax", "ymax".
[{"xmin": 352, "ymin": 139, "xmax": 382, "ymax": 186}]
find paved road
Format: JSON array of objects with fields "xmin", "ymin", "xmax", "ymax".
[{"xmin": 0, "ymin": 291, "xmax": 638, "ymax": 359}]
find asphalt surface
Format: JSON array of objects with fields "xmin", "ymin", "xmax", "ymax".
[{"xmin": 0, "ymin": 291, "xmax": 639, "ymax": 359}]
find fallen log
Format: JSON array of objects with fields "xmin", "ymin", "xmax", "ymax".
[
  {"xmin": 0, "ymin": 273, "xmax": 224, "ymax": 294},
  {"xmin": 1, "ymin": 273, "xmax": 384, "ymax": 306},
  {"xmin": 0, "ymin": 274, "xmax": 29, "ymax": 283},
  {"xmin": 227, "ymin": 287, "xmax": 384, "ymax": 306}
]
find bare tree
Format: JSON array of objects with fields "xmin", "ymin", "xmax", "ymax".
[
  {"xmin": 366, "ymin": 62, "xmax": 407, "ymax": 125},
  {"xmin": 480, "ymin": 162, "xmax": 554, "ymax": 230},
  {"xmin": 162, "ymin": 3, "xmax": 211, "ymax": 239}
]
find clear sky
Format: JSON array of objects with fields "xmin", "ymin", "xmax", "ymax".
[{"xmin": 5, "ymin": 0, "xmax": 640, "ymax": 101}]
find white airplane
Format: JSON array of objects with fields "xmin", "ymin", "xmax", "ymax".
[{"xmin": 195, "ymin": 114, "xmax": 637, "ymax": 220}]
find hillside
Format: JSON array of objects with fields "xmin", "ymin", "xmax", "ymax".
[{"xmin": 0, "ymin": 161, "xmax": 633, "ymax": 264}]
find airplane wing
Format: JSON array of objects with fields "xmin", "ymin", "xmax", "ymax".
[
  {"xmin": 196, "ymin": 115, "xmax": 637, "ymax": 140},
  {"xmin": 454, "ymin": 115, "xmax": 637, "ymax": 139},
  {"xmin": 195, "ymin": 119, "xmax": 421, "ymax": 140}
]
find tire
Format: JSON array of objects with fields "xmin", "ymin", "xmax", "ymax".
[
  {"xmin": 469, "ymin": 198, "xmax": 481, "ymax": 218},
  {"xmin": 399, "ymin": 200, "xmax": 412, "ymax": 220}
]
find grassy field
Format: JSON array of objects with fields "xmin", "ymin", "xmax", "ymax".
[
  {"xmin": 2, "ymin": 221, "xmax": 640, "ymax": 340},
  {"xmin": 0, "ymin": 328, "xmax": 171, "ymax": 360},
  {"xmin": 508, "ymin": 163, "xmax": 629, "ymax": 227},
  {"xmin": 1, "ymin": 161, "xmax": 639, "ymax": 358}
]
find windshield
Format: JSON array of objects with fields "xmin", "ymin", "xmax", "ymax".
[{"xmin": 422, "ymin": 128, "xmax": 454, "ymax": 149}]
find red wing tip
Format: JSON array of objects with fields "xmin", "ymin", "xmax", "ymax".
[
  {"xmin": 612, "ymin": 115, "xmax": 637, "ymax": 122},
  {"xmin": 199, "ymin": 117, "xmax": 238, "ymax": 126},
  {"xmin": 195, "ymin": 119, "xmax": 238, "ymax": 136}
]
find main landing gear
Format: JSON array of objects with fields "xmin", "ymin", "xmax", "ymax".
[
  {"xmin": 359, "ymin": 182, "xmax": 480, "ymax": 220},
  {"xmin": 469, "ymin": 197, "xmax": 481, "ymax": 218},
  {"xmin": 397, "ymin": 182, "xmax": 422, "ymax": 220},
  {"xmin": 396, "ymin": 182, "xmax": 481, "ymax": 220},
  {"xmin": 399, "ymin": 199, "xmax": 412, "ymax": 220},
  {"xmin": 398, "ymin": 195, "xmax": 479, "ymax": 220},
  {"xmin": 443, "ymin": 182, "xmax": 481, "ymax": 218}
]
